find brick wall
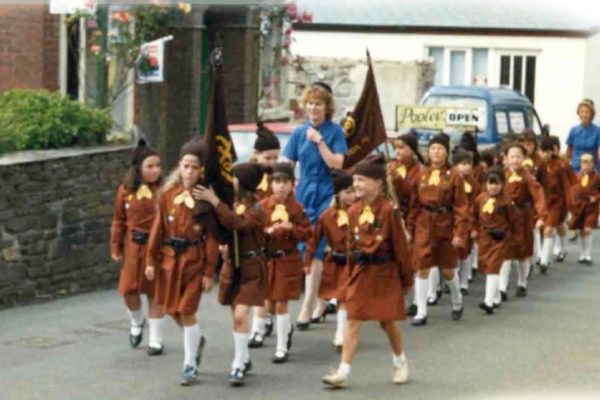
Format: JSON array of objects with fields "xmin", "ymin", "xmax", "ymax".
[{"xmin": 0, "ymin": 4, "xmax": 60, "ymax": 92}]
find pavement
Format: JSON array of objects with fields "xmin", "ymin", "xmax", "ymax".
[{"xmin": 2, "ymin": 237, "xmax": 600, "ymax": 400}]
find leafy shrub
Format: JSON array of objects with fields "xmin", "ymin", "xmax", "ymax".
[{"xmin": 0, "ymin": 89, "xmax": 113, "ymax": 154}]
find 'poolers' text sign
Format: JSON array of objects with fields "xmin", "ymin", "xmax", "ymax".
[{"xmin": 396, "ymin": 105, "xmax": 481, "ymax": 130}]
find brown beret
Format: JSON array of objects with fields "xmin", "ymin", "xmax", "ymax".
[{"xmin": 353, "ymin": 153, "xmax": 386, "ymax": 181}]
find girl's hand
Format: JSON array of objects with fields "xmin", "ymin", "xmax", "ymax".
[
  {"xmin": 192, "ymin": 185, "xmax": 219, "ymax": 207},
  {"xmin": 304, "ymin": 265, "xmax": 312, "ymax": 275},
  {"xmin": 111, "ymin": 252, "xmax": 122, "ymax": 262},
  {"xmin": 451, "ymin": 236, "xmax": 465, "ymax": 249},
  {"xmin": 470, "ymin": 230, "xmax": 478, "ymax": 240},
  {"xmin": 535, "ymin": 219, "xmax": 544, "ymax": 229},
  {"xmin": 202, "ymin": 276, "xmax": 214, "ymax": 293},
  {"xmin": 306, "ymin": 127, "xmax": 322, "ymax": 144},
  {"xmin": 279, "ymin": 221, "xmax": 293, "ymax": 230},
  {"xmin": 145, "ymin": 266, "xmax": 155, "ymax": 281}
]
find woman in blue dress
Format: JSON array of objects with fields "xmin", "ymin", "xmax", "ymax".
[
  {"xmin": 283, "ymin": 82, "xmax": 348, "ymax": 328},
  {"xmin": 566, "ymin": 99, "xmax": 600, "ymax": 172}
]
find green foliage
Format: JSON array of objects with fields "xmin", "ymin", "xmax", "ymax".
[{"xmin": 0, "ymin": 90, "xmax": 113, "ymax": 155}]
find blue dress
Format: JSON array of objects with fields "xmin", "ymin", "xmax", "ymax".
[
  {"xmin": 566, "ymin": 123, "xmax": 600, "ymax": 172},
  {"xmin": 283, "ymin": 120, "xmax": 348, "ymax": 259}
]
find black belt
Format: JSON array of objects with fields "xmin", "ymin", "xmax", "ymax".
[
  {"xmin": 422, "ymin": 204, "xmax": 453, "ymax": 214},
  {"xmin": 164, "ymin": 237, "xmax": 201, "ymax": 254},
  {"xmin": 131, "ymin": 230, "xmax": 149, "ymax": 245},
  {"xmin": 240, "ymin": 250, "xmax": 264, "ymax": 260},
  {"xmin": 353, "ymin": 251, "xmax": 392, "ymax": 266},
  {"xmin": 486, "ymin": 228, "xmax": 506, "ymax": 242},
  {"xmin": 265, "ymin": 249, "xmax": 297, "ymax": 259},
  {"xmin": 327, "ymin": 251, "xmax": 348, "ymax": 266},
  {"xmin": 512, "ymin": 202, "xmax": 531, "ymax": 210}
]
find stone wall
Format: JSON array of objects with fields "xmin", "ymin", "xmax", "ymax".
[
  {"xmin": 0, "ymin": 146, "xmax": 132, "ymax": 308},
  {"xmin": 288, "ymin": 57, "xmax": 435, "ymax": 130}
]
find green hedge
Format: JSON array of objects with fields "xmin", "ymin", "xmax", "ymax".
[{"xmin": 0, "ymin": 89, "xmax": 113, "ymax": 155}]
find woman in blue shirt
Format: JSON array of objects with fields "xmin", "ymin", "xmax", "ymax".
[
  {"xmin": 283, "ymin": 82, "xmax": 348, "ymax": 328},
  {"xmin": 566, "ymin": 99, "xmax": 600, "ymax": 172}
]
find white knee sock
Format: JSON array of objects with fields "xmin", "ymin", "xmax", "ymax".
[
  {"xmin": 471, "ymin": 244, "xmax": 479, "ymax": 270},
  {"xmin": 585, "ymin": 235, "xmax": 593, "ymax": 259},
  {"xmin": 427, "ymin": 268, "xmax": 440, "ymax": 300},
  {"xmin": 445, "ymin": 273, "xmax": 463, "ymax": 310},
  {"xmin": 148, "ymin": 317, "xmax": 164, "ymax": 348},
  {"xmin": 334, "ymin": 309, "xmax": 347, "ymax": 345},
  {"xmin": 534, "ymin": 229, "xmax": 542, "ymax": 260},
  {"xmin": 484, "ymin": 274, "xmax": 499, "ymax": 306},
  {"xmin": 580, "ymin": 235, "xmax": 588, "ymax": 259},
  {"xmin": 459, "ymin": 258, "xmax": 470, "ymax": 289},
  {"xmin": 127, "ymin": 308, "xmax": 144, "ymax": 335},
  {"xmin": 499, "ymin": 260, "xmax": 511, "ymax": 292},
  {"xmin": 415, "ymin": 277, "xmax": 429, "ymax": 318},
  {"xmin": 276, "ymin": 313, "xmax": 290, "ymax": 352},
  {"xmin": 517, "ymin": 260, "xmax": 531, "ymax": 288},
  {"xmin": 553, "ymin": 233, "xmax": 561, "ymax": 255},
  {"xmin": 540, "ymin": 236, "xmax": 554, "ymax": 266},
  {"xmin": 251, "ymin": 315, "xmax": 267, "ymax": 335},
  {"xmin": 232, "ymin": 331, "xmax": 249, "ymax": 369},
  {"xmin": 183, "ymin": 324, "xmax": 200, "ymax": 367}
]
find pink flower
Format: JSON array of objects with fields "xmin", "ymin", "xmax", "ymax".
[
  {"xmin": 87, "ymin": 19, "xmax": 98, "ymax": 29},
  {"xmin": 300, "ymin": 12, "xmax": 313, "ymax": 23},
  {"xmin": 282, "ymin": 38, "xmax": 291, "ymax": 49},
  {"xmin": 286, "ymin": 2, "xmax": 298, "ymax": 19},
  {"xmin": 270, "ymin": 76, "xmax": 280, "ymax": 86},
  {"xmin": 280, "ymin": 55, "xmax": 289, "ymax": 65},
  {"xmin": 90, "ymin": 44, "xmax": 101, "ymax": 55},
  {"xmin": 149, "ymin": 57, "xmax": 159, "ymax": 67},
  {"xmin": 284, "ymin": 27, "xmax": 292, "ymax": 36},
  {"xmin": 111, "ymin": 11, "xmax": 131, "ymax": 23}
]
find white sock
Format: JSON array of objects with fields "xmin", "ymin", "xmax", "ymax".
[
  {"xmin": 232, "ymin": 332, "xmax": 249, "ymax": 369},
  {"xmin": 127, "ymin": 308, "xmax": 144, "ymax": 335},
  {"xmin": 148, "ymin": 318, "xmax": 164, "ymax": 348},
  {"xmin": 276, "ymin": 313, "xmax": 290, "ymax": 352},
  {"xmin": 459, "ymin": 258, "xmax": 470, "ymax": 289},
  {"xmin": 338, "ymin": 362, "xmax": 351, "ymax": 375},
  {"xmin": 553, "ymin": 233, "xmax": 561, "ymax": 256},
  {"xmin": 580, "ymin": 235, "xmax": 587, "ymax": 259},
  {"xmin": 334, "ymin": 309, "xmax": 347, "ymax": 345},
  {"xmin": 540, "ymin": 236, "xmax": 554, "ymax": 266},
  {"xmin": 517, "ymin": 260, "xmax": 530, "ymax": 288},
  {"xmin": 559, "ymin": 235, "xmax": 567, "ymax": 255},
  {"xmin": 534, "ymin": 229, "xmax": 542, "ymax": 260},
  {"xmin": 585, "ymin": 235, "xmax": 593, "ymax": 259},
  {"xmin": 499, "ymin": 260, "xmax": 511, "ymax": 292},
  {"xmin": 445, "ymin": 273, "xmax": 463, "ymax": 310},
  {"xmin": 415, "ymin": 277, "xmax": 429, "ymax": 318},
  {"xmin": 183, "ymin": 324, "xmax": 200, "ymax": 368},
  {"xmin": 251, "ymin": 316, "xmax": 267, "ymax": 335},
  {"xmin": 471, "ymin": 244, "xmax": 479, "ymax": 270},
  {"xmin": 392, "ymin": 352, "xmax": 407, "ymax": 367},
  {"xmin": 427, "ymin": 268, "xmax": 440, "ymax": 300},
  {"xmin": 484, "ymin": 275, "xmax": 499, "ymax": 306}
]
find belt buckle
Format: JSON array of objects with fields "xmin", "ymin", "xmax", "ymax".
[
  {"xmin": 246, "ymin": 250, "xmax": 257, "ymax": 258},
  {"xmin": 276, "ymin": 250, "xmax": 286, "ymax": 257}
]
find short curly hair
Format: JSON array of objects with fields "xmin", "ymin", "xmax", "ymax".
[{"xmin": 300, "ymin": 84, "xmax": 336, "ymax": 121}]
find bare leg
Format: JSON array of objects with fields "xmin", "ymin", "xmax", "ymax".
[
  {"xmin": 341, "ymin": 319, "xmax": 362, "ymax": 364},
  {"xmin": 296, "ymin": 259, "xmax": 323, "ymax": 323}
]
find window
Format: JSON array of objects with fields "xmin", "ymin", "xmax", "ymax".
[
  {"xmin": 498, "ymin": 53, "xmax": 537, "ymax": 103},
  {"xmin": 495, "ymin": 111, "xmax": 509, "ymax": 134},
  {"xmin": 426, "ymin": 47, "xmax": 489, "ymax": 87},
  {"xmin": 428, "ymin": 47, "xmax": 445, "ymax": 85},
  {"xmin": 450, "ymin": 50, "xmax": 466, "ymax": 85},
  {"xmin": 472, "ymin": 48, "xmax": 488, "ymax": 85},
  {"xmin": 508, "ymin": 111, "xmax": 525, "ymax": 133}
]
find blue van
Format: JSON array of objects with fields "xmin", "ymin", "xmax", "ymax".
[{"xmin": 414, "ymin": 85, "xmax": 548, "ymax": 150}]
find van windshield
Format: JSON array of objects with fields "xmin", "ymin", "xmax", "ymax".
[{"xmin": 422, "ymin": 95, "xmax": 487, "ymax": 134}]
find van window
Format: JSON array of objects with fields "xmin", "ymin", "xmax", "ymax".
[
  {"xmin": 495, "ymin": 111, "xmax": 509, "ymax": 134},
  {"xmin": 422, "ymin": 95, "xmax": 487, "ymax": 133},
  {"xmin": 508, "ymin": 111, "xmax": 525, "ymax": 133},
  {"xmin": 526, "ymin": 109, "xmax": 542, "ymax": 135}
]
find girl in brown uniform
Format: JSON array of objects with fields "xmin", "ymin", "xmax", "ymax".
[
  {"xmin": 260, "ymin": 162, "xmax": 312, "ymax": 363},
  {"xmin": 502, "ymin": 143, "xmax": 546, "ymax": 299},
  {"xmin": 472, "ymin": 166, "xmax": 515, "ymax": 313},
  {"xmin": 110, "ymin": 140, "xmax": 165, "ymax": 354},
  {"xmin": 569, "ymin": 153, "xmax": 600, "ymax": 264},
  {"xmin": 321, "ymin": 154, "xmax": 413, "ymax": 388},
  {"xmin": 248, "ymin": 123, "xmax": 280, "ymax": 348},
  {"xmin": 520, "ymin": 130, "xmax": 544, "ymax": 264},
  {"xmin": 407, "ymin": 134, "xmax": 470, "ymax": 326},
  {"xmin": 306, "ymin": 169, "xmax": 355, "ymax": 350},
  {"xmin": 145, "ymin": 139, "xmax": 219, "ymax": 386},
  {"xmin": 194, "ymin": 162, "xmax": 269, "ymax": 386},
  {"xmin": 537, "ymin": 137, "xmax": 572, "ymax": 272}
]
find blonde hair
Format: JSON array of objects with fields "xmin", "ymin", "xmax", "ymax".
[
  {"xmin": 300, "ymin": 85, "xmax": 336, "ymax": 120},
  {"xmin": 160, "ymin": 167, "xmax": 183, "ymax": 195},
  {"xmin": 577, "ymin": 99, "xmax": 596, "ymax": 119}
]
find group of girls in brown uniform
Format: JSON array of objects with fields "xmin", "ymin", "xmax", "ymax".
[{"xmin": 110, "ymin": 123, "xmax": 597, "ymax": 389}]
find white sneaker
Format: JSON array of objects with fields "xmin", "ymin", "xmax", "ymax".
[
  {"xmin": 322, "ymin": 370, "xmax": 349, "ymax": 388},
  {"xmin": 392, "ymin": 362, "xmax": 409, "ymax": 384}
]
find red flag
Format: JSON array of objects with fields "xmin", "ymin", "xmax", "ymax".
[{"xmin": 342, "ymin": 50, "xmax": 388, "ymax": 168}]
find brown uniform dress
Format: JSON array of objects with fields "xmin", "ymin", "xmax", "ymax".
[
  {"xmin": 503, "ymin": 167, "xmax": 546, "ymax": 260},
  {"xmin": 307, "ymin": 206, "xmax": 351, "ymax": 301},
  {"xmin": 537, "ymin": 157, "xmax": 571, "ymax": 227},
  {"xmin": 346, "ymin": 197, "xmax": 413, "ymax": 321},
  {"xmin": 559, "ymin": 155, "xmax": 577, "ymax": 186},
  {"xmin": 260, "ymin": 193, "xmax": 312, "ymax": 302},
  {"xmin": 111, "ymin": 183, "xmax": 159, "ymax": 296},
  {"xmin": 407, "ymin": 166, "xmax": 470, "ymax": 270},
  {"xmin": 214, "ymin": 201, "xmax": 269, "ymax": 307},
  {"xmin": 146, "ymin": 183, "xmax": 219, "ymax": 316},
  {"xmin": 569, "ymin": 170, "xmax": 600, "ymax": 230},
  {"xmin": 473, "ymin": 192, "xmax": 515, "ymax": 274},
  {"xmin": 389, "ymin": 158, "xmax": 422, "ymax": 220},
  {"xmin": 473, "ymin": 164, "xmax": 486, "ymax": 186},
  {"xmin": 457, "ymin": 172, "xmax": 481, "ymax": 260},
  {"xmin": 522, "ymin": 153, "xmax": 542, "ymax": 177},
  {"xmin": 256, "ymin": 173, "xmax": 273, "ymax": 201}
]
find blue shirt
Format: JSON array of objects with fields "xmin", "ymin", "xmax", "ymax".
[{"xmin": 566, "ymin": 123, "xmax": 600, "ymax": 172}]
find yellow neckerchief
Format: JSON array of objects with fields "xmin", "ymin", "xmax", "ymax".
[
  {"xmin": 358, "ymin": 205, "xmax": 375, "ymax": 225},
  {"xmin": 235, "ymin": 203, "xmax": 247, "ymax": 215},
  {"xmin": 271, "ymin": 203, "xmax": 289, "ymax": 222},
  {"xmin": 396, "ymin": 164, "xmax": 407, "ymax": 179},
  {"xmin": 522, "ymin": 158, "xmax": 534, "ymax": 168},
  {"xmin": 257, "ymin": 174, "xmax": 269, "ymax": 192},
  {"xmin": 507, "ymin": 169, "xmax": 523, "ymax": 183},
  {"xmin": 336, "ymin": 208, "xmax": 349, "ymax": 227},
  {"xmin": 428, "ymin": 169, "xmax": 441, "ymax": 186},
  {"xmin": 482, "ymin": 196, "xmax": 496, "ymax": 215},
  {"xmin": 464, "ymin": 180, "xmax": 472, "ymax": 194},
  {"xmin": 174, "ymin": 190, "xmax": 195, "ymax": 209},
  {"xmin": 136, "ymin": 184, "xmax": 153, "ymax": 200},
  {"xmin": 581, "ymin": 173, "xmax": 590, "ymax": 188}
]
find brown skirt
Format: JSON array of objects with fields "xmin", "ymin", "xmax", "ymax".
[
  {"xmin": 413, "ymin": 235, "xmax": 458, "ymax": 270},
  {"xmin": 507, "ymin": 207, "xmax": 534, "ymax": 260},
  {"xmin": 318, "ymin": 256, "xmax": 350, "ymax": 302},
  {"xmin": 544, "ymin": 201, "xmax": 568, "ymax": 228},
  {"xmin": 569, "ymin": 202, "xmax": 599, "ymax": 230},
  {"xmin": 218, "ymin": 257, "xmax": 268, "ymax": 307},
  {"xmin": 118, "ymin": 237, "xmax": 154, "ymax": 297},
  {"xmin": 266, "ymin": 252, "xmax": 304, "ymax": 302},
  {"xmin": 477, "ymin": 234, "xmax": 509, "ymax": 275}
]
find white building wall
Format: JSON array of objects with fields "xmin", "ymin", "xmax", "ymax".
[
  {"xmin": 293, "ymin": 31, "xmax": 587, "ymax": 144},
  {"xmin": 583, "ymin": 32, "xmax": 600, "ymax": 121}
]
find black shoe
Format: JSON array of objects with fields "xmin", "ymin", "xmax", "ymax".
[
  {"xmin": 479, "ymin": 302, "xmax": 494, "ymax": 314},
  {"xmin": 411, "ymin": 315, "xmax": 428, "ymax": 327},
  {"xmin": 460, "ymin": 288, "xmax": 469, "ymax": 296},
  {"xmin": 584, "ymin": 258, "xmax": 594, "ymax": 266},
  {"xmin": 129, "ymin": 319, "xmax": 145, "ymax": 348},
  {"xmin": 335, "ymin": 344, "xmax": 342, "ymax": 353},
  {"xmin": 272, "ymin": 350, "xmax": 289, "ymax": 364},
  {"xmin": 578, "ymin": 257, "xmax": 586, "ymax": 264},
  {"xmin": 500, "ymin": 291, "xmax": 508, "ymax": 302},
  {"xmin": 406, "ymin": 304, "xmax": 418, "ymax": 317},
  {"xmin": 195, "ymin": 335, "xmax": 207, "ymax": 368},
  {"xmin": 539, "ymin": 264, "xmax": 548, "ymax": 274},
  {"xmin": 556, "ymin": 252, "xmax": 567, "ymax": 263},
  {"xmin": 311, "ymin": 311, "xmax": 327, "ymax": 324},
  {"xmin": 264, "ymin": 315, "xmax": 274, "ymax": 337},
  {"xmin": 287, "ymin": 325, "xmax": 294, "ymax": 351},
  {"xmin": 535, "ymin": 258, "xmax": 541, "ymax": 266},
  {"xmin": 471, "ymin": 268, "xmax": 478, "ymax": 277},
  {"xmin": 248, "ymin": 332, "xmax": 264, "ymax": 348},
  {"xmin": 325, "ymin": 302, "xmax": 337, "ymax": 315},
  {"xmin": 228, "ymin": 368, "xmax": 245, "ymax": 386},
  {"xmin": 493, "ymin": 303, "xmax": 501, "ymax": 309},
  {"xmin": 569, "ymin": 232, "xmax": 578, "ymax": 242},
  {"xmin": 243, "ymin": 360, "xmax": 253, "ymax": 374},
  {"xmin": 427, "ymin": 290, "xmax": 442, "ymax": 306},
  {"xmin": 516, "ymin": 286, "xmax": 527, "ymax": 297},
  {"xmin": 147, "ymin": 344, "xmax": 164, "ymax": 356},
  {"xmin": 295, "ymin": 320, "xmax": 310, "ymax": 331},
  {"xmin": 451, "ymin": 306, "xmax": 464, "ymax": 321}
]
